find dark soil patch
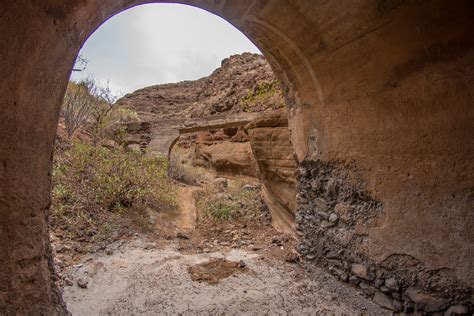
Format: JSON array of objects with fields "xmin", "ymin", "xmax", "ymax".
[{"xmin": 188, "ymin": 258, "xmax": 247, "ymax": 285}]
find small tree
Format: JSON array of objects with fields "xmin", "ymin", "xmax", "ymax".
[
  {"xmin": 61, "ymin": 77, "xmax": 122, "ymax": 142},
  {"xmin": 89, "ymin": 82, "xmax": 118, "ymax": 146},
  {"xmin": 71, "ymin": 55, "xmax": 88, "ymax": 72},
  {"xmin": 61, "ymin": 73, "xmax": 138, "ymax": 145},
  {"xmin": 61, "ymin": 78, "xmax": 99, "ymax": 138}
]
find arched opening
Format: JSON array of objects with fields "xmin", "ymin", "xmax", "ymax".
[
  {"xmin": 51, "ymin": 3, "xmax": 307, "ymax": 314},
  {"xmin": 0, "ymin": 1, "xmax": 472, "ymax": 314}
]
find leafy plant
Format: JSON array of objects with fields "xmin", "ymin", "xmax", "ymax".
[{"xmin": 205, "ymin": 201, "xmax": 237, "ymax": 220}]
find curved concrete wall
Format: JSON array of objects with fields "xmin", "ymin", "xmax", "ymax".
[{"xmin": 0, "ymin": 0, "xmax": 472, "ymax": 313}]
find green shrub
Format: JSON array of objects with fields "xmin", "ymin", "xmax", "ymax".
[
  {"xmin": 205, "ymin": 202, "xmax": 236, "ymax": 220},
  {"xmin": 240, "ymin": 80, "xmax": 285, "ymax": 112},
  {"xmin": 195, "ymin": 181, "xmax": 262, "ymax": 221},
  {"xmin": 50, "ymin": 142, "xmax": 177, "ymax": 242}
]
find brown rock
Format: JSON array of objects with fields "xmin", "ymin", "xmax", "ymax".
[
  {"xmin": 351, "ymin": 264, "xmax": 375, "ymax": 281},
  {"xmin": 444, "ymin": 305, "xmax": 469, "ymax": 315},
  {"xmin": 77, "ymin": 278, "xmax": 88, "ymax": 289},
  {"xmin": 373, "ymin": 292, "xmax": 399, "ymax": 311},
  {"xmin": 384, "ymin": 277, "xmax": 399, "ymax": 291},
  {"xmin": 406, "ymin": 287, "xmax": 449, "ymax": 312}
]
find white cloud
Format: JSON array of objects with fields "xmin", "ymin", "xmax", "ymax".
[{"xmin": 71, "ymin": 3, "xmax": 261, "ymax": 95}]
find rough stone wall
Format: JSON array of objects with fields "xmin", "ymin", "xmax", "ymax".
[{"xmin": 296, "ymin": 161, "xmax": 472, "ymax": 313}]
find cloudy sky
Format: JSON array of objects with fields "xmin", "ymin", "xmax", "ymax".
[{"xmin": 71, "ymin": 3, "xmax": 261, "ymax": 96}]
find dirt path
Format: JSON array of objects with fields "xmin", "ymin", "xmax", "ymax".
[
  {"xmin": 175, "ymin": 185, "xmax": 198, "ymax": 231},
  {"xmin": 148, "ymin": 184, "xmax": 198, "ymax": 236}
]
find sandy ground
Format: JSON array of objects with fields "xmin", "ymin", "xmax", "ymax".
[
  {"xmin": 60, "ymin": 183, "xmax": 387, "ymax": 315},
  {"xmin": 63, "ymin": 238, "xmax": 387, "ymax": 315}
]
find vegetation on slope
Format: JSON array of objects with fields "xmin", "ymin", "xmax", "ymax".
[
  {"xmin": 50, "ymin": 75, "xmax": 177, "ymax": 253},
  {"xmin": 51, "ymin": 142, "xmax": 178, "ymax": 247},
  {"xmin": 240, "ymin": 80, "xmax": 285, "ymax": 112},
  {"xmin": 195, "ymin": 181, "xmax": 263, "ymax": 221}
]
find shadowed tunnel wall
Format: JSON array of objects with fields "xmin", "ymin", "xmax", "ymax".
[{"xmin": 0, "ymin": 0, "xmax": 473, "ymax": 313}]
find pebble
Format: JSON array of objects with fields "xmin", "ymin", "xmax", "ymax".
[
  {"xmin": 373, "ymin": 292, "xmax": 395, "ymax": 311},
  {"xmin": 238, "ymin": 260, "xmax": 246, "ymax": 268},
  {"xmin": 64, "ymin": 277, "xmax": 73, "ymax": 286},
  {"xmin": 242, "ymin": 184, "xmax": 258, "ymax": 191},
  {"xmin": 351, "ymin": 263, "xmax": 374, "ymax": 281},
  {"xmin": 317, "ymin": 211, "xmax": 329, "ymax": 220},
  {"xmin": 320, "ymin": 220, "xmax": 335, "ymax": 228},
  {"xmin": 271, "ymin": 236, "xmax": 283, "ymax": 245},
  {"xmin": 359, "ymin": 282, "xmax": 370, "ymax": 290},
  {"xmin": 444, "ymin": 305, "xmax": 468, "ymax": 316},
  {"xmin": 384, "ymin": 277, "xmax": 399, "ymax": 291},
  {"xmin": 176, "ymin": 232, "xmax": 189, "ymax": 240},
  {"xmin": 77, "ymin": 278, "xmax": 88, "ymax": 289},
  {"xmin": 392, "ymin": 300, "xmax": 403, "ymax": 312},
  {"xmin": 328, "ymin": 213, "xmax": 338, "ymax": 223},
  {"xmin": 348, "ymin": 276, "xmax": 360, "ymax": 285}
]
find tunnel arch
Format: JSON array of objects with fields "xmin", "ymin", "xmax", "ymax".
[{"xmin": 0, "ymin": 0, "xmax": 473, "ymax": 313}]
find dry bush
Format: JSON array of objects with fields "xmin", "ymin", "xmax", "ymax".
[
  {"xmin": 61, "ymin": 77, "xmax": 136, "ymax": 145},
  {"xmin": 61, "ymin": 79, "xmax": 99, "ymax": 138},
  {"xmin": 50, "ymin": 142, "xmax": 177, "ymax": 246}
]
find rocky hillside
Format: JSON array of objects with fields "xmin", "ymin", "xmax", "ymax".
[{"xmin": 116, "ymin": 53, "xmax": 285, "ymax": 121}]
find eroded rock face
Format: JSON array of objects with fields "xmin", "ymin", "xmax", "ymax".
[
  {"xmin": 116, "ymin": 53, "xmax": 284, "ymax": 158},
  {"xmin": 174, "ymin": 127, "xmax": 258, "ymax": 179},
  {"xmin": 188, "ymin": 128, "xmax": 259, "ymax": 178},
  {"xmin": 245, "ymin": 110, "xmax": 297, "ymax": 234},
  {"xmin": 0, "ymin": 0, "xmax": 473, "ymax": 313}
]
